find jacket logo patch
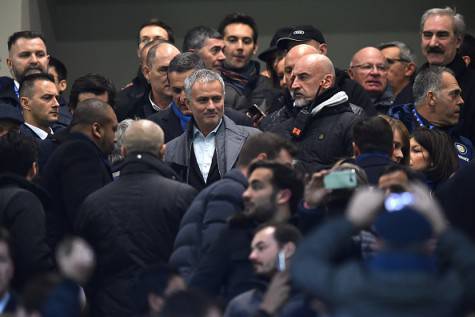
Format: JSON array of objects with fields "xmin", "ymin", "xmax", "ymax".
[
  {"xmin": 318, "ymin": 133, "xmax": 325, "ymax": 140},
  {"xmin": 293, "ymin": 30, "xmax": 305, "ymax": 35},
  {"xmin": 455, "ymin": 142, "xmax": 467, "ymax": 155}
]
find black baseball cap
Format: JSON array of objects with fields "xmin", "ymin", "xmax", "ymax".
[
  {"xmin": 258, "ymin": 26, "xmax": 293, "ymax": 62},
  {"xmin": 0, "ymin": 104, "xmax": 23, "ymax": 124},
  {"xmin": 277, "ymin": 25, "xmax": 326, "ymax": 50}
]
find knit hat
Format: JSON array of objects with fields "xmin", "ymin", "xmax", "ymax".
[{"xmin": 373, "ymin": 192, "xmax": 433, "ymax": 247}]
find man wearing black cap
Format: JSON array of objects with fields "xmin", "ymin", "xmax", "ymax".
[
  {"xmin": 218, "ymin": 13, "xmax": 276, "ymax": 114},
  {"xmin": 0, "ymin": 103, "xmax": 23, "ymax": 136},
  {"xmin": 292, "ymin": 183, "xmax": 475, "ymax": 316},
  {"xmin": 277, "ymin": 25, "xmax": 375, "ymax": 115}
]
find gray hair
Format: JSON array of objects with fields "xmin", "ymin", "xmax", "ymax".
[
  {"xmin": 184, "ymin": 69, "xmax": 225, "ymax": 100},
  {"xmin": 377, "ymin": 41, "xmax": 416, "ymax": 63},
  {"xmin": 183, "ymin": 26, "xmax": 222, "ymax": 52},
  {"xmin": 413, "ymin": 66, "xmax": 455, "ymax": 106},
  {"xmin": 420, "ymin": 7, "xmax": 465, "ymax": 38},
  {"xmin": 110, "ymin": 119, "xmax": 134, "ymax": 164}
]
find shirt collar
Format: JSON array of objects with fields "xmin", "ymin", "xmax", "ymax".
[
  {"xmin": 24, "ymin": 122, "xmax": 52, "ymax": 140},
  {"xmin": 148, "ymin": 92, "xmax": 170, "ymax": 112},
  {"xmin": 193, "ymin": 119, "xmax": 222, "ymax": 138}
]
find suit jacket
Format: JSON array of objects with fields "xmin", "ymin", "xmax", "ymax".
[
  {"xmin": 40, "ymin": 132, "xmax": 113, "ymax": 249},
  {"xmin": 164, "ymin": 115, "xmax": 260, "ymax": 185}
]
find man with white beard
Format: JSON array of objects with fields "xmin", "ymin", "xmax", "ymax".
[{"xmin": 263, "ymin": 53, "xmax": 359, "ymax": 173}]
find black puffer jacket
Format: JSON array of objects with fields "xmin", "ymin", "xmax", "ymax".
[
  {"xmin": 170, "ymin": 168, "xmax": 247, "ymax": 281},
  {"xmin": 76, "ymin": 153, "xmax": 197, "ymax": 317},
  {"xmin": 262, "ymin": 87, "xmax": 360, "ymax": 173}
]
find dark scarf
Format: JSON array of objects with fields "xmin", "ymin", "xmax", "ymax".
[{"xmin": 221, "ymin": 60, "xmax": 260, "ymax": 95}]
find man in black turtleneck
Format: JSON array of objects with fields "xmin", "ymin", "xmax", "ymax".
[
  {"xmin": 420, "ymin": 7, "xmax": 475, "ymax": 143},
  {"xmin": 217, "ymin": 13, "xmax": 275, "ymax": 114}
]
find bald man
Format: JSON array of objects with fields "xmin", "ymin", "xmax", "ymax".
[
  {"xmin": 349, "ymin": 47, "xmax": 395, "ymax": 113},
  {"xmin": 116, "ymin": 42, "xmax": 181, "ymax": 121},
  {"xmin": 263, "ymin": 53, "xmax": 359, "ymax": 173},
  {"xmin": 76, "ymin": 119, "xmax": 196, "ymax": 317}
]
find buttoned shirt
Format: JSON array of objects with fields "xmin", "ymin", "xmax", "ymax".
[
  {"xmin": 192, "ymin": 120, "xmax": 222, "ymax": 182},
  {"xmin": 148, "ymin": 92, "xmax": 170, "ymax": 112}
]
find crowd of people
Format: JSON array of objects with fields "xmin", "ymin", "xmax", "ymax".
[{"xmin": 0, "ymin": 5, "xmax": 475, "ymax": 317}]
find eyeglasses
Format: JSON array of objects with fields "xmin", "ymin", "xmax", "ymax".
[
  {"xmin": 350, "ymin": 63, "xmax": 388, "ymax": 72},
  {"xmin": 386, "ymin": 58, "xmax": 409, "ymax": 65}
]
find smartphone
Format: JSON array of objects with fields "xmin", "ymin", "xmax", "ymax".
[
  {"xmin": 246, "ymin": 104, "xmax": 266, "ymax": 119},
  {"xmin": 276, "ymin": 250, "xmax": 286, "ymax": 272},
  {"xmin": 323, "ymin": 169, "xmax": 357, "ymax": 190}
]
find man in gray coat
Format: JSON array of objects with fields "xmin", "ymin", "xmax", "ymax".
[{"xmin": 164, "ymin": 69, "xmax": 260, "ymax": 191}]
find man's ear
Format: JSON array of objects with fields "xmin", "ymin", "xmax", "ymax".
[
  {"xmin": 277, "ymin": 188, "xmax": 292, "ymax": 205},
  {"xmin": 322, "ymin": 74, "xmax": 333, "ymax": 89},
  {"xmin": 463, "ymin": 55, "xmax": 471, "ymax": 67},
  {"xmin": 26, "ymin": 161, "xmax": 38, "ymax": 181},
  {"xmin": 404, "ymin": 62, "xmax": 417, "ymax": 77},
  {"xmin": 347, "ymin": 68, "xmax": 355, "ymax": 80},
  {"xmin": 6, "ymin": 57, "xmax": 13, "ymax": 73},
  {"xmin": 148, "ymin": 294, "xmax": 164, "ymax": 314},
  {"xmin": 20, "ymin": 96, "xmax": 31, "ymax": 111},
  {"xmin": 252, "ymin": 43, "xmax": 259, "ymax": 56},
  {"xmin": 318, "ymin": 43, "xmax": 328, "ymax": 55},
  {"xmin": 91, "ymin": 122, "xmax": 102, "ymax": 140},
  {"xmin": 58, "ymin": 79, "xmax": 68, "ymax": 93},
  {"xmin": 143, "ymin": 64, "xmax": 151, "ymax": 82},
  {"xmin": 159, "ymin": 144, "xmax": 166, "ymax": 159},
  {"xmin": 283, "ymin": 242, "xmax": 296, "ymax": 259},
  {"xmin": 428, "ymin": 91, "xmax": 436, "ymax": 107}
]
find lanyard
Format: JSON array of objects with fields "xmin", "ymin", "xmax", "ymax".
[{"xmin": 412, "ymin": 108, "xmax": 434, "ymax": 130}]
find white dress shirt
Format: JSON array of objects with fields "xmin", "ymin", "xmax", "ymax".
[{"xmin": 192, "ymin": 120, "xmax": 222, "ymax": 182}]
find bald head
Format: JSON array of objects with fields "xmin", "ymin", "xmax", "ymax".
[
  {"xmin": 146, "ymin": 42, "xmax": 180, "ymax": 68},
  {"xmin": 348, "ymin": 46, "xmax": 388, "ymax": 95},
  {"xmin": 122, "ymin": 119, "xmax": 165, "ymax": 158},
  {"xmin": 290, "ymin": 53, "xmax": 336, "ymax": 107},
  {"xmin": 284, "ymin": 44, "xmax": 320, "ymax": 89}
]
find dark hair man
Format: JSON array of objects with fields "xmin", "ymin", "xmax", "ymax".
[
  {"xmin": 164, "ymin": 69, "xmax": 260, "ymax": 191},
  {"xmin": 68, "ymin": 73, "xmax": 116, "ymax": 113},
  {"xmin": 274, "ymin": 25, "xmax": 375, "ymax": 116},
  {"xmin": 135, "ymin": 264, "xmax": 186, "ymax": 317},
  {"xmin": 217, "ymin": 13, "xmax": 275, "ymax": 114},
  {"xmin": 47, "ymin": 56, "xmax": 71, "ymax": 127},
  {"xmin": 76, "ymin": 119, "xmax": 196, "ymax": 317},
  {"xmin": 377, "ymin": 41, "xmax": 417, "ymax": 105},
  {"xmin": 351, "ymin": 116, "xmax": 396, "ymax": 185},
  {"xmin": 40, "ymin": 98, "xmax": 118, "ymax": 250},
  {"xmin": 0, "ymin": 133, "xmax": 53, "ymax": 290},
  {"xmin": 0, "ymin": 31, "xmax": 49, "ymax": 113},
  {"xmin": 389, "ymin": 66, "xmax": 472, "ymax": 166},
  {"xmin": 115, "ymin": 19, "xmax": 174, "ymax": 121},
  {"xmin": 189, "ymin": 161, "xmax": 303, "ymax": 302},
  {"xmin": 170, "ymin": 132, "xmax": 296, "ymax": 280},
  {"xmin": 225, "ymin": 224, "xmax": 312, "ymax": 317},
  {"xmin": 292, "ymin": 183, "xmax": 475, "ymax": 316},
  {"xmin": 263, "ymin": 53, "xmax": 359, "ymax": 174},
  {"xmin": 19, "ymin": 73, "xmax": 59, "ymax": 140},
  {"xmin": 419, "ymin": 7, "xmax": 475, "ymax": 143},
  {"xmin": 183, "ymin": 26, "xmax": 226, "ymax": 71},
  {"xmin": 349, "ymin": 47, "xmax": 394, "ymax": 113}
]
